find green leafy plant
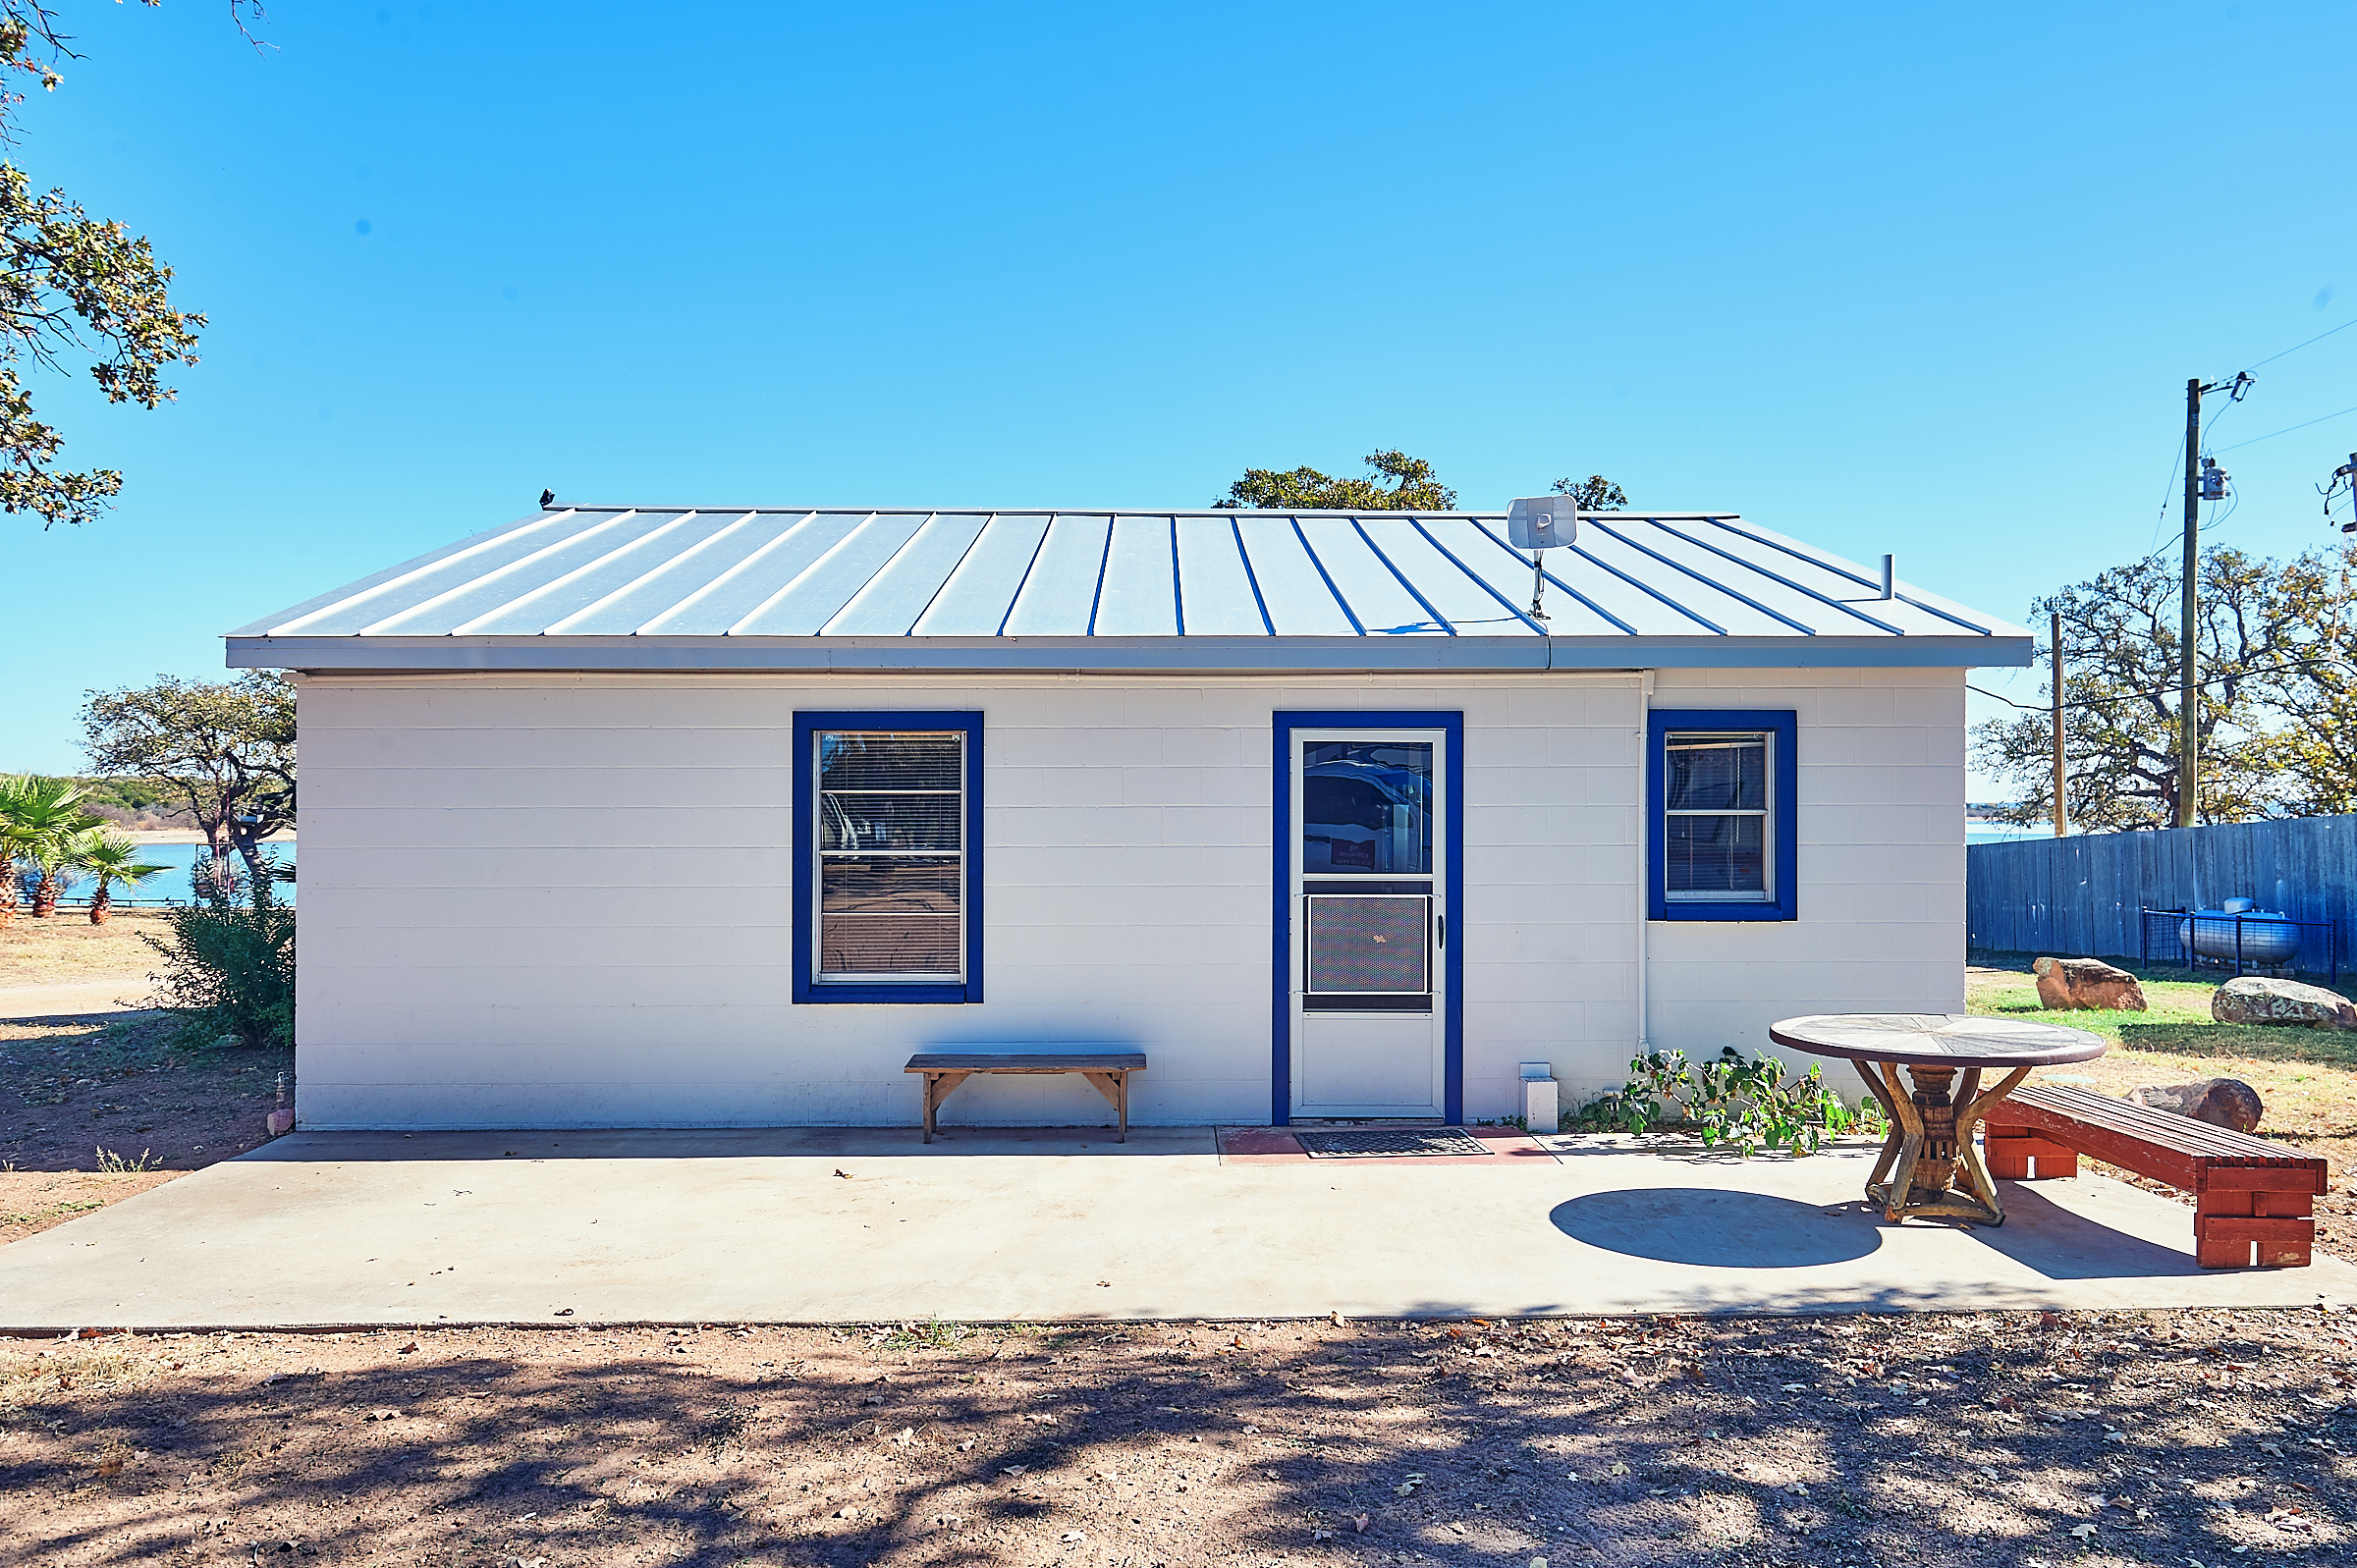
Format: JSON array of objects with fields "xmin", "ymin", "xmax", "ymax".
[
  {"xmin": 1570, "ymin": 1046, "xmax": 1883, "ymax": 1156},
  {"xmin": 140, "ymin": 848, "xmax": 294, "ymax": 1051}
]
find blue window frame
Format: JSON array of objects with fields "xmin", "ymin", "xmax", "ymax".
[
  {"xmin": 793, "ymin": 711, "xmax": 984, "ymax": 1004},
  {"xmin": 1648, "ymin": 709, "xmax": 1797, "ymax": 923}
]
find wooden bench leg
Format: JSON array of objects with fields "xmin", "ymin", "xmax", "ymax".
[
  {"xmin": 2196, "ymin": 1187, "xmax": 2316, "ymax": 1268},
  {"xmin": 1984, "ymin": 1128, "xmax": 2078, "ymax": 1180},
  {"xmin": 923, "ymin": 1070, "xmax": 973, "ymax": 1144},
  {"xmin": 1078, "ymin": 1071, "xmax": 1128, "ymax": 1142}
]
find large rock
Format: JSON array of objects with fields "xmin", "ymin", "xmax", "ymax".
[
  {"xmin": 2032, "ymin": 955, "xmax": 2148, "ymax": 1012},
  {"xmin": 2212, "ymin": 975, "xmax": 2357, "ymax": 1029},
  {"xmin": 2127, "ymin": 1077, "xmax": 2265, "ymax": 1132}
]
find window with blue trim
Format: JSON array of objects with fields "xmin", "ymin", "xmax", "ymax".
[
  {"xmin": 1648, "ymin": 709, "xmax": 1797, "ymax": 922},
  {"xmin": 793, "ymin": 711, "xmax": 983, "ymax": 1003}
]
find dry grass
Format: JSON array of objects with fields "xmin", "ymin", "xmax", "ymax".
[
  {"xmin": 1, "ymin": 1010, "xmax": 287, "ymax": 1243},
  {"xmin": 0, "ymin": 910, "xmax": 170, "ymax": 988}
]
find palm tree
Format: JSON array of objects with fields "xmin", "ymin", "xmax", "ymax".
[
  {"xmin": 0, "ymin": 775, "xmax": 33, "ymax": 926},
  {"xmin": 69, "ymin": 828, "xmax": 166, "ymax": 924},
  {"xmin": 3, "ymin": 778, "xmax": 97, "ymax": 919}
]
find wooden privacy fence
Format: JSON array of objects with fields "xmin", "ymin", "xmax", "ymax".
[{"xmin": 1966, "ymin": 815, "xmax": 2357, "ymax": 971}]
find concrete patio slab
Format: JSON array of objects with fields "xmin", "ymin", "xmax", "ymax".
[{"xmin": 2, "ymin": 1126, "xmax": 2351, "ymax": 1331}]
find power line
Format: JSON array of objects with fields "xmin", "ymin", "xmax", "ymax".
[
  {"xmin": 2240, "ymin": 314, "xmax": 2357, "ymax": 372},
  {"xmin": 1967, "ymin": 654, "xmax": 2357, "ymax": 716},
  {"xmin": 2217, "ymin": 401, "xmax": 2357, "ymax": 453}
]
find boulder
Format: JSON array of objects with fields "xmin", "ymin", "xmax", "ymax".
[
  {"xmin": 2032, "ymin": 955, "xmax": 2148, "ymax": 1012},
  {"xmin": 2126, "ymin": 1077, "xmax": 2265, "ymax": 1132},
  {"xmin": 2211, "ymin": 975, "xmax": 2357, "ymax": 1029}
]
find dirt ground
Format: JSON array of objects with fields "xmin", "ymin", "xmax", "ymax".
[
  {"xmin": 1966, "ymin": 954, "xmax": 2357, "ymax": 1258},
  {"xmin": 0, "ymin": 1011, "xmax": 289, "ymax": 1245},
  {"xmin": 0, "ymin": 909, "xmax": 171, "ymax": 988},
  {"xmin": 1, "ymin": 1309, "xmax": 2348, "ymax": 1567}
]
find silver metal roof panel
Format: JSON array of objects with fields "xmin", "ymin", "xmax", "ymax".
[
  {"xmin": 227, "ymin": 506, "xmax": 2033, "ymax": 673},
  {"xmin": 1175, "ymin": 515, "xmax": 1270, "ymax": 636},
  {"xmin": 1093, "ymin": 515, "xmax": 1180, "ymax": 636},
  {"xmin": 823, "ymin": 513, "xmax": 988, "ymax": 636},
  {"xmin": 912, "ymin": 513, "xmax": 1048, "ymax": 636}
]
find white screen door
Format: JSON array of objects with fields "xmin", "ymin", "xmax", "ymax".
[{"xmin": 1290, "ymin": 729, "xmax": 1446, "ymax": 1117}]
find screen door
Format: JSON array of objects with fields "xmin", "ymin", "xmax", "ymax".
[{"xmin": 1289, "ymin": 729, "xmax": 1446, "ymax": 1117}]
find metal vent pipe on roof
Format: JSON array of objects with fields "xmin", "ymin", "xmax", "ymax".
[{"xmin": 1880, "ymin": 555, "xmax": 1895, "ymax": 600}]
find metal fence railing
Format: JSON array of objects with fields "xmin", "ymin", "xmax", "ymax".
[{"xmin": 2138, "ymin": 907, "xmax": 2338, "ymax": 981}]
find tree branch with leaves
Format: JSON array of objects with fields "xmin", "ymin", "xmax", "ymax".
[{"xmin": 0, "ymin": 2, "xmax": 238, "ymax": 527}]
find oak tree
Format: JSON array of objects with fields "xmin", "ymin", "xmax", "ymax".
[
  {"xmin": 1970, "ymin": 544, "xmax": 2335, "ymax": 830},
  {"xmin": 1214, "ymin": 450, "xmax": 1458, "ymax": 512},
  {"xmin": 82, "ymin": 672, "xmax": 294, "ymax": 886},
  {"xmin": 0, "ymin": 3, "xmax": 224, "ymax": 528}
]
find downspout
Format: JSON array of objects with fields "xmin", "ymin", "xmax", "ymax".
[{"xmin": 1636, "ymin": 669, "xmax": 1654, "ymax": 1054}]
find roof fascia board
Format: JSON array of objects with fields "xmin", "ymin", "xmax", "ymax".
[{"xmin": 225, "ymin": 632, "xmax": 2033, "ymax": 673}]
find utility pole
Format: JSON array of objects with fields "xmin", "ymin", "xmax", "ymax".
[
  {"xmin": 2176, "ymin": 370, "xmax": 2251, "ymax": 829},
  {"xmin": 2051, "ymin": 610, "xmax": 2067, "ymax": 838},
  {"xmin": 2179, "ymin": 377, "xmax": 2201, "ymax": 829}
]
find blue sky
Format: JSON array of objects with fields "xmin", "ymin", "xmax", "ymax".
[{"xmin": 6, "ymin": 1, "xmax": 2354, "ymax": 796}]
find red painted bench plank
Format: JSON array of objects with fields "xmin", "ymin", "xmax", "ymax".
[{"xmin": 1981, "ymin": 1081, "xmax": 2327, "ymax": 1270}]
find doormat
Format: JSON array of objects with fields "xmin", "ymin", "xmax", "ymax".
[{"xmin": 1293, "ymin": 1127, "xmax": 1490, "ymax": 1159}]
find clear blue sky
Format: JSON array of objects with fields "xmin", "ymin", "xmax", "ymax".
[{"xmin": 7, "ymin": 1, "xmax": 2353, "ymax": 799}]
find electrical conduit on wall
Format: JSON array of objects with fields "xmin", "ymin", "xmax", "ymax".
[{"xmin": 1636, "ymin": 669, "xmax": 1653, "ymax": 1057}]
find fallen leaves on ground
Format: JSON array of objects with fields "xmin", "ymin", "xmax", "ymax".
[{"xmin": 2, "ymin": 1307, "xmax": 2350, "ymax": 1567}]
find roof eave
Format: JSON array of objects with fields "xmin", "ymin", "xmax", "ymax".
[{"xmin": 226, "ymin": 633, "xmax": 2035, "ymax": 675}]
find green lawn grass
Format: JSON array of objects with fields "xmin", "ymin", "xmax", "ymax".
[{"xmin": 1966, "ymin": 949, "xmax": 2357, "ymax": 1067}]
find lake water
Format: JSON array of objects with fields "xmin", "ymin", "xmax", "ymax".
[
  {"xmin": 48, "ymin": 840, "xmax": 299, "ymax": 907},
  {"xmin": 1967, "ymin": 825, "xmax": 2052, "ymax": 844}
]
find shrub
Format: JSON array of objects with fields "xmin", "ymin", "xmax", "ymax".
[
  {"xmin": 141, "ymin": 850, "xmax": 294, "ymax": 1051},
  {"xmin": 1570, "ymin": 1045, "xmax": 1882, "ymax": 1156}
]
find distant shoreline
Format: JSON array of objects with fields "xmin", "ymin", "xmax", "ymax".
[{"xmin": 123, "ymin": 829, "xmax": 298, "ymax": 845}]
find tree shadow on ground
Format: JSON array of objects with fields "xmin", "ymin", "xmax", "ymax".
[{"xmin": 2, "ymin": 1313, "xmax": 2343, "ymax": 1567}]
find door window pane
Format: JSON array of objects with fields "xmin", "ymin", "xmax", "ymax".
[
  {"xmin": 816, "ymin": 731, "xmax": 963, "ymax": 980},
  {"xmin": 1302, "ymin": 740, "xmax": 1433, "ymax": 876}
]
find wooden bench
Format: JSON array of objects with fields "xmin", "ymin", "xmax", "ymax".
[
  {"xmin": 1983, "ymin": 1082, "xmax": 2328, "ymax": 1268},
  {"xmin": 904, "ymin": 1053, "xmax": 1147, "ymax": 1144}
]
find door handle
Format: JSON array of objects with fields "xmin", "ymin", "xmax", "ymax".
[{"xmin": 1437, "ymin": 913, "xmax": 1446, "ymax": 948}]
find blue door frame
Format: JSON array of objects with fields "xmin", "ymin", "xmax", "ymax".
[{"xmin": 1270, "ymin": 711, "xmax": 1465, "ymax": 1126}]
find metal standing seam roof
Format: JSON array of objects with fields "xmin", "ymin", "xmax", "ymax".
[{"xmin": 225, "ymin": 507, "xmax": 2033, "ymax": 673}]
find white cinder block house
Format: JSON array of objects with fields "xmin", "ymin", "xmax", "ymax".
[{"xmin": 227, "ymin": 506, "xmax": 2031, "ymax": 1131}]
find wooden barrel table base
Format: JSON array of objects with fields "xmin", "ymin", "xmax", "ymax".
[
  {"xmin": 1768, "ymin": 1013, "xmax": 2109, "ymax": 1230},
  {"xmin": 1852, "ymin": 1060, "xmax": 2031, "ymax": 1226}
]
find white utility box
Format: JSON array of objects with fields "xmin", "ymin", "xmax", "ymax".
[{"xmin": 1519, "ymin": 1060, "xmax": 1559, "ymax": 1133}]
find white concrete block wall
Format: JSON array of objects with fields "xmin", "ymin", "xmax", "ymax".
[{"xmin": 291, "ymin": 667, "xmax": 1965, "ymax": 1129}]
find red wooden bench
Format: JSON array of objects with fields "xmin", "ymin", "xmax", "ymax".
[{"xmin": 1984, "ymin": 1082, "xmax": 2327, "ymax": 1269}]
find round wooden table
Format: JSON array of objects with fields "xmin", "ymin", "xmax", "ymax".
[{"xmin": 1767, "ymin": 1014, "xmax": 2108, "ymax": 1226}]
